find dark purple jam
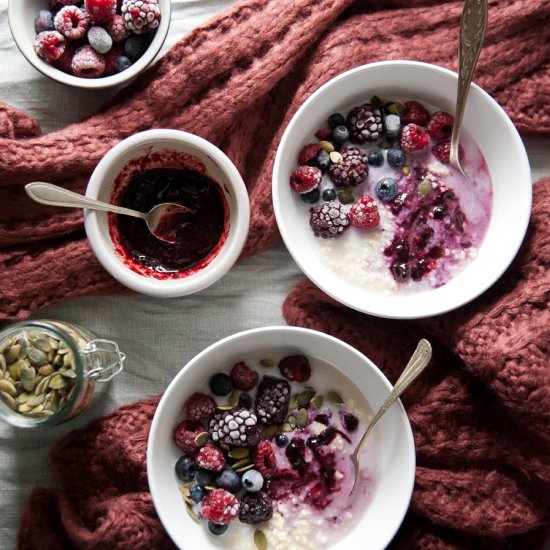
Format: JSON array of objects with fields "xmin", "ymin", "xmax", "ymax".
[{"xmin": 115, "ymin": 168, "xmax": 226, "ymax": 274}]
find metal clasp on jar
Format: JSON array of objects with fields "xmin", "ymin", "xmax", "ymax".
[{"xmin": 81, "ymin": 339, "xmax": 125, "ymax": 382}]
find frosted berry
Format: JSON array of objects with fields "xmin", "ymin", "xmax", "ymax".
[
  {"xmin": 432, "ymin": 139, "xmax": 464, "ymax": 164},
  {"xmin": 54, "ymin": 6, "xmax": 90, "ymax": 40},
  {"xmin": 33, "ymin": 31, "xmax": 66, "ymax": 62},
  {"xmin": 185, "ymin": 392, "xmax": 217, "ymax": 421},
  {"xmin": 290, "ymin": 165, "xmax": 322, "ymax": 194},
  {"xmin": 84, "ymin": 0, "xmax": 116, "ymax": 23},
  {"xmin": 195, "ymin": 444, "xmax": 226, "ymax": 472},
  {"xmin": 298, "ymin": 143, "xmax": 321, "ymax": 166},
  {"xmin": 252, "ymin": 440, "xmax": 277, "ymax": 478},
  {"xmin": 368, "ymin": 148, "xmax": 384, "ymax": 166},
  {"xmin": 230, "ymin": 362, "xmax": 259, "ymax": 392},
  {"xmin": 208, "ymin": 522, "xmax": 228, "ymax": 536},
  {"xmin": 173, "ymin": 419, "xmax": 204, "ymax": 454},
  {"xmin": 88, "ymin": 26, "xmax": 113, "ymax": 54},
  {"xmin": 400, "ymin": 123, "xmax": 430, "ymax": 154},
  {"xmin": 327, "ymin": 112, "xmax": 346, "ymax": 128},
  {"xmin": 215, "ymin": 468, "xmax": 242, "ymax": 493},
  {"xmin": 209, "ymin": 408, "xmax": 260, "ymax": 447},
  {"xmin": 200, "ymin": 489, "xmax": 240, "ymax": 525},
  {"xmin": 239, "ymin": 494, "xmax": 273, "ymax": 525},
  {"xmin": 105, "ymin": 14, "xmax": 131, "ymax": 42},
  {"xmin": 375, "ymin": 177, "xmax": 399, "ymax": 202},
  {"xmin": 71, "ymin": 45, "xmax": 105, "ymax": 77},
  {"xmin": 35, "ymin": 10, "xmax": 54, "ymax": 33},
  {"xmin": 121, "ymin": 0, "xmax": 161, "ymax": 34},
  {"xmin": 384, "ymin": 114, "xmax": 401, "ymax": 139},
  {"xmin": 278, "ymin": 355, "xmax": 311, "ymax": 383},
  {"xmin": 314, "ymin": 127, "xmax": 332, "ymax": 139},
  {"xmin": 402, "ymin": 100, "xmax": 430, "ymax": 126},
  {"xmin": 103, "ymin": 46, "xmax": 125, "ymax": 74},
  {"xmin": 331, "ymin": 125, "xmax": 349, "ymax": 144},
  {"xmin": 349, "ymin": 195, "xmax": 380, "ymax": 229},
  {"xmin": 387, "ymin": 148, "xmax": 406, "ymax": 168},
  {"xmin": 328, "ymin": 146, "xmax": 368, "ymax": 187},
  {"xmin": 209, "ymin": 373, "xmax": 232, "ymax": 396},
  {"xmin": 255, "ymin": 376, "xmax": 291, "ymax": 424},
  {"xmin": 241, "ymin": 469, "xmax": 264, "ymax": 493},
  {"xmin": 427, "ymin": 111, "xmax": 454, "ymax": 141},
  {"xmin": 51, "ymin": 42, "xmax": 76, "ymax": 73},
  {"xmin": 238, "ymin": 393, "xmax": 253, "ymax": 408},
  {"xmin": 300, "ymin": 188, "xmax": 320, "ymax": 204},
  {"xmin": 124, "ymin": 34, "xmax": 150, "ymax": 60},
  {"xmin": 309, "ymin": 201, "xmax": 350, "ymax": 239},
  {"xmin": 316, "ymin": 150, "xmax": 330, "ymax": 171},
  {"xmin": 346, "ymin": 103, "xmax": 383, "ymax": 143},
  {"xmin": 175, "ymin": 455, "xmax": 197, "ymax": 482}
]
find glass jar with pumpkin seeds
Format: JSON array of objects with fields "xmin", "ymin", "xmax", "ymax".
[{"xmin": 0, "ymin": 320, "xmax": 125, "ymax": 428}]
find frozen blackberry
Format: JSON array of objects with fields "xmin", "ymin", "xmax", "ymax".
[
  {"xmin": 254, "ymin": 376, "xmax": 291, "ymax": 424},
  {"xmin": 346, "ymin": 103, "xmax": 383, "ymax": 143},
  {"xmin": 239, "ymin": 494, "xmax": 273, "ymax": 525},
  {"xmin": 309, "ymin": 201, "xmax": 350, "ymax": 239},
  {"xmin": 328, "ymin": 146, "xmax": 368, "ymax": 187},
  {"xmin": 209, "ymin": 408, "xmax": 260, "ymax": 447}
]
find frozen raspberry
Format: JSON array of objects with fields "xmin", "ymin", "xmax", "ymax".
[
  {"xmin": 289, "ymin": 165, "xmax": 321, "ymax": 194},
  {"xmin": 195, "ymin": 444, "xmax": 226, "ymax": 472},
  {"xmin": 51, "ymin": 42, "xmax": 76, "ymax": 73},
  {"xmin": 400, "ymin": 123, "xmax": 430, "ymax": 154},
  {"xmin": 328, "ymin": 146, "xmax": 368, "ymax": 187},
  {"xmin": 71, "ymin": 45, "xmax": 105, "ymax": 78},
  {"xmin": 349, "ymin": 195, "xmax": 380, "ymax": 229},
  {"xmin": 103, "ymin": 45, "xmax": 125, "ymax": 75},
  {"xmin": 185, "ymin": 392, "xmax": 217, "ymax": 421},
  {"xmin": 173, "ymin": 419, "xmax": 204, "ymax": 455},
  {"xmin": 239, "ymin": 494, "xmax": 273, "ymax": 524},
  {"xmin": 298, "ymin": 143, "xmax": 321, "ymax": 166},
  {"xmin": 122, "ymin": 0, "xmax": 161, "ymax": 34},
  {"xmin": 199, "ymin": 489, "xmax": 240, "ymax": 525},
  {"xmin": 33, "ymin": 31, "xmax": 66, "ymax": 62},
  {"xmin": 314, "ymin": 127, "xmax": 332, "ymax": 139},
  {"xmin": 84, "ymin": 0, "xmax": 116, "ymax": 23},
  {"xmin": 57, "ymin": 0, "xmax": 79, "ymax": 4},
  {"xmin": 278, "ymin": 355, "xmax": 311, "ymax": 383},
  {"xmin": 346, "ymin": 103, "xmax": 383, "ymax": 143},
  {"xmin": 54, "ymin": 6, "xmax": 90, "ymax": 40},
  {"xmin": 427, "ymin": 111, "xmax": 454, "ymax": 141},
  {"xmin": 230, "ymin": 362, "xmax": 259, "ymax": 391},
  {"xmin": 402, "ymin": 100, "xmax": 430, "ymax": 126},
  {"xmin": 252, "ymin": 440, "xmax": 277, "ymax": 478},
  {"xmin": 432, "ymin": 139, "xmax": 464, "ymax": 164},
  {"xmin": 105, "ymin": 14, "xmax": 131, "ymax": 42},
  {"xmin": 309, "ymin": 201, "xmax": 350, "ymax": 239},
  {"xmin": 255, "ymin": 376, "xmax": 291, "ymax": 425}
]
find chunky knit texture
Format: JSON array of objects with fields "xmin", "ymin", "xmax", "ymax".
[
  {"xmin": 6, "ymin": 0, "xmax": 550, "ymax": 547},
  {"xmin": 0, "ymin": 0, "xmax": 550, "ymax": 319}
]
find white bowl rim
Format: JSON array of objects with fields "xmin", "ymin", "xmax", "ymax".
[
  {"xmin": 84, "ymin": 129, "xmax": 250, "ymax": 297},
  {"xmin": 272, "ymin": 60, "xmax": 532, "ymax": 319},
  {"xmin": 147, "ymin": 325, "xmax": 416, "ymax": 550},
  {"xmin": 7, "ymin": 0, "xmax": 171, "ymax": 89}
]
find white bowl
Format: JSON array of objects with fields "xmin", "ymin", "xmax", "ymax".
[
  {"xmin": 147, "ymin": 326, "xmax": 415, "ymax": 550},
  {"xmin": 84, "ymin": 129, "xmax": 250, "ymax": 297},
  {"xmin": 8, "ymin": 0, "xmax": 171, "ymax": 89},
  {"xmin": 272, "ymin": 61, "xmax": 532, "ymax": 319}
]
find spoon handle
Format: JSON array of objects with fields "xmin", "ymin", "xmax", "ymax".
[
  {"xmin": 451, "ymin": 0, "xmax": 488, "ymax": 155},
  {"xmin": 25, "ymin": 182, "xmax": 147, "ymax": 221},
  {"xmin": 354, "ymin": 339, "xmax": 432, "ymax": 457}
]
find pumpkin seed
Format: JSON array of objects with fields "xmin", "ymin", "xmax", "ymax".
[
  {"xmin": 57, "ymin": 347, "xmax": 70, "ymax": 355},
  {"xmin": 48, "ymin": 338, "xmax": 60, "ymax": 351},
  {"xmin": 35, "ymin": 374, "xmax": 52, "ymax": 396},
  {"xmin": 27, "ymin": 394, "xmax": 45, "ymax": 407},
  {"xmin": 16, "ymin": 392, "xmax": 32, "ymax": 405},
  {"xmin": 311, "ymin": 395, "xmax": 323, "ymax": 409},
  {"xmin": 8, "ymin": 358, "xmax": 28, "ymax": 380},
  {"xmin": 0, "ymin": 379, "xmax": 17, "ymax": 397},
  {"xmin": 194, "ymin": 432, "xmax": 210, "ymax": 447},
  {"xmin": 228, "ymin": 390, "xmax": 239, "ymax": 407},
  {"xmin": 260, "ymin": 359, "xmax": 274, "ymax": 368},
  {"xmin": 254, "ymin": 529, "xmax": 268, "ymax": 550},
  {"xmin": 219, "ymin": 443, "xmax": 231, "ymax": 452},
  {"xmin": 18, "ymin": 403, "xmax": 32, "ymax": 413},
  {"xmin": 297, "ymin": 408, "xmax": 308, "ymax": 428},
  {"xmin": 0, "ymin": 354, "xmax": 6, "ymax": 373},
  {"xmin": 278, "ymin": 422, "xmax": 293, "ymax": 433},
  {"xmin": 29, "ymin": 404, "xmax": 45, "ymax": 414},
  {"xmin": 62, "ymin": 353, "xmax": 74, "ymax": 368},
  {"xmin": 287, "ymin": 415, "xmax": 297, "ymax": 429},
  {"xmin": 234, "ymin": 463, "xmax": 255, "ymax": 474},
  {"xmin": 388, "ymin": 100, "xmax": 407, "ymax": 117},
  {"xmin": 178, "ymin": 484, "xmax": 191, "ymax": 497},
  {"xmin": 216, "ymin": 405, "xmax": 234, "ymax": 411},
  {"xmin": 27, "ymin": 347, "xmax": 48, "ymax": 367},
  {"xmin": 47, "ymin": 391, "xmax": 60, "ymax": 412},
  {"xmin": 59, "ymin": 366, "xmax": 77, "ymax": 379},
  {"xmin": 327, "ymin": 390, "xmax": 344, "ymax": 404},
  {"xmin": 53, "ymin": 354, "xmax": 63, "ymax": 367},
  {"xmin": 288, "ymin": 396, "xmax": 298, "ymax": 409},
  {"xmin": 41, "ymin": 410, "xmax": 54, "ymax": 416},
  {"xmin": 4, "ymin": 344, "xmax": 21, "ymax": 364},
  {"xmin": 296, "ymin": 389, "xmax": 316, "ymax": 406},
  {"xmin": 33, "ymin": 338, "xmax": 52, "ymax": 353},
  {"xmin": 0, "ymin": 391, "xmax": 17, "ymax": 410},
  {"xmin": 185, "ymin": 502, "xmax": 201, "ymax": 523},
  {"xmin": 49, "ymin": 373, "xmax": 68, "ymax": 390},
  {"xmin": 0, "ymin": 371, "xmax": 4, "ymax": 381},
  {"xmin": 20, "ymin": 365, "xmax": 36, "ymax": 392},
  {"xmin": 228, "ymin": 447, "xmax": 250, "ymax": 460},
  {"xmin": 231, "ymin": 458, "xmax": 251, "ymax": 470},
  {"xmin": 204, "ymin": 486, "xmax": 217, "ymax": 492},
  {"xmin": 38, "ymin": 365, "xmax": 55, "ymax": 377},
  {"xmin": 262, "ymin": 424, "xmax": 278, "ymax": 438}
]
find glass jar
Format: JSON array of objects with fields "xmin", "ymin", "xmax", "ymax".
[{"xmin": 0, "ymin": 319, "xmax": 125, "ymax": 428}]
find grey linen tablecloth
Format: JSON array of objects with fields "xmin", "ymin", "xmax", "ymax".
[{"xmin": 0, "ymin": 1, "xmax": 549, "ymax": 549}]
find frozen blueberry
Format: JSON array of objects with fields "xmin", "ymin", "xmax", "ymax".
[
  {"xmin": 241, "ymin": 469, "xmax": 264, "ymax": 492},
  {"xmin": 209, "ymin": 373, "xmax": 232, "ymax": 396},
  {"xmin": 322, "ymin": 188, "xmax": 336, "ymax": 201},
  {"xmin": 34, "ymin": 10, "xmax": 54, "ymax": 33},
  {"xmin": 208, "ymin": 522, "xmax": 229, "ymax": 536},
  {"xmin": 367, "ymin": 149, "xmax": 384, "ymax": 167},
  {"xmin": 215, "ymin": 468, "xmax": 242, "ymax": 493},
  {"xmin": 275, "ymin": 433, "xmax": 289, "ymax": 447},
  {"xmin": 331, "ymin": 125, "xmax": 349, "ymax": 144},
  {"xmin": 238, "ymin": 393, "xmax": 253, "ymax": 408},
  {"xmin": 387, "ymin": 148, "xmax": 407, "ymax": 168},
  {"xmin": 301, "ymin": 188, "xmax": 320, "ymax": 204},
  {"xmin": 189, "ymin": 483, "xmax": 206, "ymax": 502},
  {"xmin": 88, "ymin": 26, "xmax": 112, "ymax": 54},
  {"xmin": 115, "ymin": 55, "xmax": 132, "ymax": 73},
  {"xmin": 195, "ymin": 469, "xmax": 214, "ymax": 486},
  {"xmin": 327, "ymin": 113, "xmax": 346, "ymax": 128},
  {"xmin": 375, "ymin": 177, "xmax": 399, "ymax": 201},
  {"xmin": 316, "ymin": 150, "xmax": 330, "ymax": 171},
  {"xmin": 384, "ymin": 114, "xmax": 401, "ymax": 139},
  {"xmin": 175, "ymin": 455, "xmax": 197, "ymax": 482},
  {"xmin": 124, "ymin": 34, "xmax": 149, "ymax": 61}
]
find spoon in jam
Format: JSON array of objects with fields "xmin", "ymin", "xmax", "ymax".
[
  {"xmin": 25, "ymin": 181, "xmax": 189, "ymax": 245},
  {"xmin": 348, "ymin": 339, "xmax": 432, "ymax": 503}
]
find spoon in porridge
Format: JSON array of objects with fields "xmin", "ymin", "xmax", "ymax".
[{"xmin": 348, "ymin": 339, "xmax": 432, "ymax": 503}]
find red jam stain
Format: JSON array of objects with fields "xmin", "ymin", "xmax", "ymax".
[{"xmin": 108, "ymin": 150, "xmax": 229, "ymax": 279}]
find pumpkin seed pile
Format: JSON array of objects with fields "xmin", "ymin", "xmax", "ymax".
[{"xmin": 0, "ymin": 330, "xmax": 77, "ymax": 418}]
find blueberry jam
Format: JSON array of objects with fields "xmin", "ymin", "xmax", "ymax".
[{"xmin": 113, "ymin": 168, "xmax": 226, "ymax": 276}]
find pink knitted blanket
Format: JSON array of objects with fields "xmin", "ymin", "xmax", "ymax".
[{"xmin": 3, "ymin": 0, "xmax": 549, "ymax": 548}]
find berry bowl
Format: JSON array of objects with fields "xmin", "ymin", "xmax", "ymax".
[
  {"xmin": 8, "ymin": 0, "xmax": 171, "ymax": 89},
  {"xmin": 272, "ymin": 61, "xmax": 532, "ymax": 319},
  {"xmin": 147, "ymin": 326, "xmax": 415, "ymax": 550},
  {"xmin": 84, "ymin": 129, "xmax": 250, "ymax": 297}
]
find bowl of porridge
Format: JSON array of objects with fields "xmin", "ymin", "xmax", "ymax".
[
  {"xmin": 147, "ymin": 326, "xmax": 415, "ymax": 550},
  {"xmin": 272, "ymin": 61, "xmax": 532, "ymax": 319}
]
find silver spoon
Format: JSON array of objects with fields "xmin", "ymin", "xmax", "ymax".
[
  {"xmin": 449, "ymin": 0, "xmax": 488, "ymax": 190},
  {"xmin": 348, "ymin": 339, "xmax": 432, "ymax": 503},
  {"xmin": 25, "ymin": 181, "xmax": 189, "ymax": 245}
]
